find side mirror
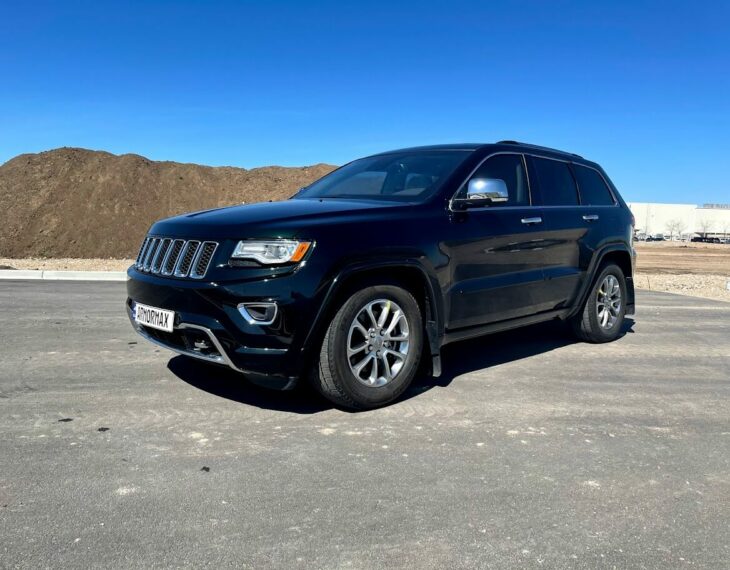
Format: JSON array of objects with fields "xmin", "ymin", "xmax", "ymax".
[{"xmin": 454, "ymin": 178, "xmax": 509, "ymax": 209}]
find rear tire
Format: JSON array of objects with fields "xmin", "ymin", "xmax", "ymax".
[
  {"xmin": 311, "ymin": 285, "xmax": 423, "ymax": 410},
  {"xmin": 571, "ymin": 263, "xmax": 627, "ymax": 343}
]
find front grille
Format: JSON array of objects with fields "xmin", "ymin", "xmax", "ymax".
[
  {"xmin": 191, "ymin": 242, "xmax": 218, "ymax": 278},
  {"xmin": 176, "ymin": 241, "xmax": 200, "ymax": 277},
  {"xmin": 162, "ymin": 240, "xmax": 185, "ymax": 275},
  {"xmin": 134, "ymin": 236, "xmax": 218, "ymax": 279},
  {"xmin": 151, "ymin": 238, "xmax": 172, "ymax": 272}
]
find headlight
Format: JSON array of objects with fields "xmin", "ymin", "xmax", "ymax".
[{"xmin": 231, "ymin": 240, "xmax": 312, "ymax": 265}]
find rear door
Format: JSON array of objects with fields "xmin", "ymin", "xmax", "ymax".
[
  {"xmin": 526, "ymin": 155, "xmax": 585, "ymax": 309},
  {"xmin": 571, "ymin": 162, "xmax": 623, "ymax": 252},
  {"xmin": 445, "ymin": 153, "xmax": 554, "ymax": 329}
]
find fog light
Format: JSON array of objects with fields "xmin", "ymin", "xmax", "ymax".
[{"xmin": 238, "ymin": 302, "xmax": 278, "ymax": 325}]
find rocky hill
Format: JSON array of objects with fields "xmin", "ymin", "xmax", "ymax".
[{"xmin": 0, "ymin": 148, "xmax": 335, "ymax": 258}]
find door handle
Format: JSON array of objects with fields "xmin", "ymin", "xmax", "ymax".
[
  {"xmin": 521, "ymin": 217, "xmax": 543, "ymax": 225},
  {"xmin": 582, "ymin": 214, "xmax": 599, "ymax": 221}
]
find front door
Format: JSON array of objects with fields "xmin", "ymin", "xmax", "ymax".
[{"xmin": 445, "ymin": 153, "xmax": 553, "ymax": 329}]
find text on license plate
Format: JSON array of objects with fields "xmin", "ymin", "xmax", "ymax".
[{"xmin": 134, "ymin": 302, "xmax": 175, "ymax": 333}]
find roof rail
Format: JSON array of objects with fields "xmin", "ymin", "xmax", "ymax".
[{"xmin": 496, "ymin": 140, "xmax": 583, "ymax": 159}]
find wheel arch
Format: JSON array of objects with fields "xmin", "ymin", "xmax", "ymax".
[
  {"xmin": 300, "ymin": 261, "xmax": 444, "ymax": 365},
  {"xmin": 569, "ymin": 244, "xmax": 636, "ymax": 318}
]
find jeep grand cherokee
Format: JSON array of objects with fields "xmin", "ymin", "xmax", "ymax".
[{"xmin": 127, "ymin": 141, "xmax": 636, "ymax": 409}]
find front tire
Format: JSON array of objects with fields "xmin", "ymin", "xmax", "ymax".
[
  {"xmin": 311, "ymin": 285, "xmax": 423, "ymax": 410},
  {"xmin": 571, "ymin": 263, "xmax": 627, "ymax": 343}
]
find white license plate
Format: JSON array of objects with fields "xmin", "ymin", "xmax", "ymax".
[{"xmin": 133, "ymin": 302, "xmax": 175, "ymax": 332}]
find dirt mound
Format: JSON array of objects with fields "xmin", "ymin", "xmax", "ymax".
[{"xmin": 0, "ymin": 148, "xmax": 335, "ymax": 258}]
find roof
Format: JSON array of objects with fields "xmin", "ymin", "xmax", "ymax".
[
  {"xmin": 494, "ymin": 140, "xmax": 583, "ymax": 159},
  {"xmin": 371, "ymin": 140, "xmax": 584, "ymax": 160},
  {"xmin": 371, "ymin": 143, "xmax": 485, "ymax": 154}
]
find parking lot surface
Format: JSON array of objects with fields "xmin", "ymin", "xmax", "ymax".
[{"xmin": 1, "ymin": 281, "xmax": 728, "ymax": 569}]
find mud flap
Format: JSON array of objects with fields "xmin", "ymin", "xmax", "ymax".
[{"xmin": 425, "ymin": 319, "xmax": 442, "ymax": 377}]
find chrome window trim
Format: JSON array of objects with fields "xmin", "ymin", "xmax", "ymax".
[
  {"xmin": 522, "ymin": 153, "xmax": 532, "ymax": 206},
  {"xmin": 527, "ymin": 153, "xmax": 618, "ymax": 206},
  {"xmin": 449, "ymin": 151, "xmax": 535, "ymax": 212},
  {"xmin": 447, "ymin": 205, "xmax": 543, "ymax": 212},
  {"xmin": 449, "ymin": 150, "xmax": 620, "ymax": 211},
  {"xmin": 529, "ymin": 154, "xmax": 581, "ymax": 207},
  {"xmin": 541, "ymin": 204, "xmax": 619, "ymax": 209},
  {"xmin": 570, "ymin": 162, "xmax": 619, "ymax": 206}
]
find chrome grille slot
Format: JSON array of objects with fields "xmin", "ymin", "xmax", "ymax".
[
  {"xmin": 134, "ymin": 236, "xmax": 218, "ymax": 279},
  {"xmin": 162, "ymin": 239, "xmax": 185, "ymax": 275},
  {"xmin": 135, "ymin": 237, "xmax": 150, "ymax": 266},
  {"xmin": 142, "ymin": 238, "xmax": 160, "ymax": 271},
  {"xmin": 190, "ymin": 242, "xmax": 218, "ymax": 279},
  {"xmin": 151, "ymin": 238, "xmax": 172, "ymax": 273},
  {"xmin": 174, "ymin": 241, "xmax": 201, "ymax": 277}
]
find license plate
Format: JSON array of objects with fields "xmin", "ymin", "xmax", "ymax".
[{"xmin": 133, "ymin": 302, "xmax": 175, "ymax": 332}]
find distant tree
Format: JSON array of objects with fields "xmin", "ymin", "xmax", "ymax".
[
  {"xmin": 696, "ymin": 218, "xmax": 714, "ymax": 238},
  {"xmin": 665, "ymin": 219, "xmax": 686, "ymax": 240}
]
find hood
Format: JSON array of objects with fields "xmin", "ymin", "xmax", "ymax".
[{"xmin": 149, "ymin": 198, "xmax": 407, "ymax": 238}]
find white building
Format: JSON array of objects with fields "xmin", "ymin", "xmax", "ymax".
[{"xmin": 627, "ymin": 202, "xmax": 730, "ymax": 238}]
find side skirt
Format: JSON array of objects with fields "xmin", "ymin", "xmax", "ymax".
[{"xmin": 441, "ymin": 309, "xmax": 568, "ymax": 346}]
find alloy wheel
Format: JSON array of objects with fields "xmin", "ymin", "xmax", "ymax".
[
  {"xmin": 346, "ymin": 299, "xmax": 410, "ymax": 387},
  {"xmin": 596, "ymin": 274, "xmax": 622, "ymax": 330}
]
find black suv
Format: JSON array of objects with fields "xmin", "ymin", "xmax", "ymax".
[{"xmin": 127, "ymin": 141, "xmax": 635, "ymax": 409}]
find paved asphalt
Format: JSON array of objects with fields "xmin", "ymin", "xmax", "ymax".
[{"xmin": 0, "ymin": 281, "xmax": 728, "ymax": 569}]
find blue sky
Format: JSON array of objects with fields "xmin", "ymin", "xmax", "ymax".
[{"xmin": 1, "ymin": 0, "xmax": 728, "ymax": 203}]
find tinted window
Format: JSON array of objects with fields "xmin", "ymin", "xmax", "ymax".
[
  {"xmin": 573, "ymin": 164, "xmax": 615, "ymax": 205},
  {"xmin": 296, "ymin": 151, "xmax": 470, "ymax": 202},
  {"xmin": 532, "ymin": 157, "xmax": 578, "ymax": 206},
  {"xmin": 459, "ymin": 154, "xmax": 529, "ymax": 206}
]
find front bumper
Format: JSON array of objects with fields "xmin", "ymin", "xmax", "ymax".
[
  {"xmin": 127, "ymin": 306, "xmax": 246, "ymax": 370},
  {"xmin": 126, "ymin": 266, "xmax": 323, "ymax": 389}
]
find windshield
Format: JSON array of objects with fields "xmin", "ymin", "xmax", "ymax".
[{"xmin": 295, "ymin": 150, "xmax": 471, "ymax": 202}]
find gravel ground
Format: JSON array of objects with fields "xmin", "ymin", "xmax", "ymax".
[
  {"xmin": 635, "ymin": 272, "xmax": 730, "ymax": 303},
  {"xmin": 2, "ymin": 256, "xmax": 729, "ymax": 303},
  {"xmin": 634, "ymin": 242, "xmax": 730, "ymax": 275},
  {"xmin": 0, "ymin": 258, "xmax": 134, "ymax": 271},
  {"xmin": 1, "ymin": 282, "xmax": 729, "ymax": 569}
]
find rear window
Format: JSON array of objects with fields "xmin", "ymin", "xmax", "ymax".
[
  {"xmin": 573, "ymin": 164, "xmax": 615, "ymax": 206},
  {"xmin": 532, "ymin": 157, "xmax": 579, "ymax": 206}
]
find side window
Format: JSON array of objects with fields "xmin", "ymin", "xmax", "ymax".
[
  {"xmin": 572, "ymin": 164, "xmax": 615, "ymax": 205},
  {"xmin": 532, "ymin": 157, "xmax": 579, "ymax": 206},
  {"xmin": 461, "ymin": 154, "xmax": 530, "ymax": 206}
]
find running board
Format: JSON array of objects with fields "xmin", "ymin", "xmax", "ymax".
[{"xmin": 442, "ymin": 309, "xmax": 566, "ymax": 345}]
